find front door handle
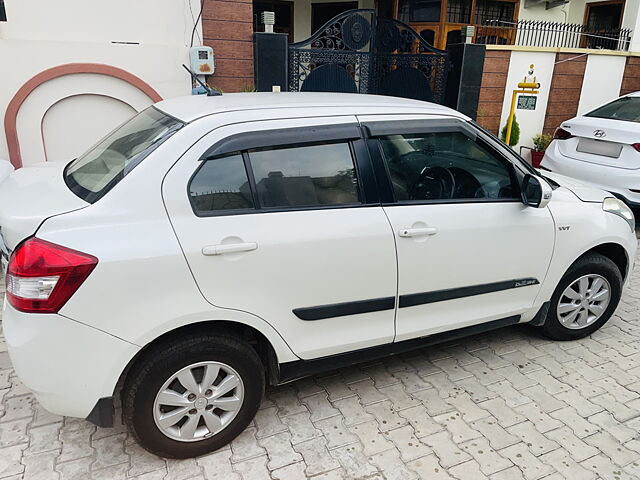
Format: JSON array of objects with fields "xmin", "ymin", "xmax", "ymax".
[
  {"xmin": 398, "ymin": 227, "xmax": 438, "ymax": 238},
  {"xmin": 202, "ymin": 242, "xmax": 258, "ymax": 256}
]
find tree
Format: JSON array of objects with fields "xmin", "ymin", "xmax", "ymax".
[{"xmin": 501, "ymin": 114, "xmax": 520, "ymax": 147}]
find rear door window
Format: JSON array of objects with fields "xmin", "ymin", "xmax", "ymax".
[
  {"xmin": 64, "ymin": 107, "xmax": 183, "ymax": 203},
  {"xmin": 247, "ymin": 142, "xmax": 360, "ymax": 208},
  {"xmin": 586, "ymin": 96, "xmax": 640, "ymax": 123}
]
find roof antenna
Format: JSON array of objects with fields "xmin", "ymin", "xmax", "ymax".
[{"xmin": 182, "ymin": 64, "xmax": 221, "ymax": 96}]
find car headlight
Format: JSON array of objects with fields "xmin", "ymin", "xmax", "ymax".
[{"xmin": 603, "ymin": 197, "xmax": 635, "ymax": 232}]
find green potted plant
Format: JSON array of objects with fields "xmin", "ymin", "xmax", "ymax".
[{"xmin": 531, "ymin": 133, "xmax": 552, "ymax": 168}]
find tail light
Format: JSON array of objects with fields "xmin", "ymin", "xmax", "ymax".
[
  {"xmin": 6, "ymin": 237, "xmax": 97, "ymax": 313},
  {"xmin": 632, "ymin": 143, "xmax": 640, "ymax": 152},
  {"xmin": 553, "ymin": 128, "xmax": 574, "ymax": 140}
]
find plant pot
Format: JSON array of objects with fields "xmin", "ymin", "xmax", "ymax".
[{"xmin": 531, "ymin": 150, "xmax": 545, "ymax": 168}]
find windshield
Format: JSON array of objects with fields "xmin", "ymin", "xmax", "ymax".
[
  {"xmin": 585, "ymin": 96, "xmax": 640, "ymax": 123},
  {"xmin": 64, "ymin": 107, "xmax": 184, "ymax": 203}
]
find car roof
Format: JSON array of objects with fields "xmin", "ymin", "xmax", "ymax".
[{"xmin": 154, "ymin": 92, "xmax": 467, "ymax": 123}]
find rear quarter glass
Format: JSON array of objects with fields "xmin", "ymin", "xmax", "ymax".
[{"xmin": 64, "ymin": 107, "xmax": 184, "ymax": 203}]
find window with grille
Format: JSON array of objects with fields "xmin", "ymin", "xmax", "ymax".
[
  {"xmin": 475, "ymin": 0, "xmax": 516, "ymax": 25},
  {"xmin": 447, "ymin": 0, "xmax": 472, "ymax": 24}
]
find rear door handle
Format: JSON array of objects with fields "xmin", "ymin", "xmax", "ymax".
[
  {"xmin": 202, "ymin": 242, "xmax": 258, "ymax": 256},
  {"xmin": 398, "ymin": 227, "xmax": 438, "ymax": 238}
]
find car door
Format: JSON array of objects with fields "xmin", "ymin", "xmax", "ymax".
[
  {"xmin": 359, "ymin": 115, "xmax": 555, "ymax": 342},
  {"xmin": 162, "ymin": 116, "xmax": 397, "ymax": 360}
]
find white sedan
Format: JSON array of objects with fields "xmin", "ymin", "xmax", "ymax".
[
  {"xmin": 0, "ymin": 93, "xmax": 637, "ymax": 458},
  {"xmin": 541, "ymin": 92, "xmax": 640, "ymax": 207}
]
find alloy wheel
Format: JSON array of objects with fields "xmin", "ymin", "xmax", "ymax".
[
  {"xmin": 557, "ymin": 274, "xmax": 611, "ymax": 330},
  {"xmin": 153, "ymin": 361, "xmax": 244, "ymax": 442}
]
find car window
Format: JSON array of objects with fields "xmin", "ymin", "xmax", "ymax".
[
  {"xmin": 378, "ymin": 131, "xmax": 518, "ymax": 202},
  {"xmin": 189, "ymin": 154, "xmax": 254, "ymax": 214},
  {"xmin": 65, "ymin": 107, "xmax": 183, "ymax": 203},
  {"xmin": 586, "ymin": 96, "xmax": 640, "ymax": 123},
  {"xmin": 248, "ymin": 142, "xmax": 360, "ymax": 208}
]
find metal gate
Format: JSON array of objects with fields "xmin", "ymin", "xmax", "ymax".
[{"xmin": 288, "ymin": 9, "xmax": 450, "ymax": 104}]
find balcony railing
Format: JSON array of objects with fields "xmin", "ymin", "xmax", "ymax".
[{"xmin": 474, "ymin": 20, "xmax": 632, "ymax": 52}]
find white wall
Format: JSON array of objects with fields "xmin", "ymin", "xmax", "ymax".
[
  {"xmin": 498, "ymin": 50, "xmax": 556, "ymax": 153},
  {"xmin": 0, "ymin": 0, "xmax": 202, "ymax": 166},
  {"xmin": 292, "ymin": 0, "xmax": 375, "ymax": 42},
  {"xmin": 577, "ymin": 54, "xmax": 626, "ymax": 115}
]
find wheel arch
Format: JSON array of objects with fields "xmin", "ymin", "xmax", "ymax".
[
  {"xmin": 581, "ymin": 242, "xmax": 629, "ymax": 280},
  {"xmin": 116, "ymin": 321, "xmax": 284, "ymax": 398}
]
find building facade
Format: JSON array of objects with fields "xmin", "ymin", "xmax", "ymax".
[{"xmin": 1, "ymin": 0, "xmax": 640, "ymax": 169}]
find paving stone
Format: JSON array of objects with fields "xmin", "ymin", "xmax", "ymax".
[
  {"xmin": 361, "ymin": 364, "xmax": 399, "ymax": 388},
  {"xmin": 348, "ymin": 379, "xmax": 387, "ymax": 405},
  {"xmin": 591, "ymin": 393, "xmax": 640, "ymax": 422},
  {"xmin": 455, "ymin": 377, "xmax": 497, "ymax": 403},
  {"xmin": 270, "ymin": 461, "xmax": 306, "ymax": 480},
  {"xmin": 90, "ymin": 433, "xmax": 128, "ymax": 471},
  {"xmin": 348, "ymin": 420, "xmax": 394, "ymax": 456},
  {"xmin": 519, "ymin": 386, "xmax": 565, "ymax": 413},
  {"xmin": 254, "ymin": 407, "xmax": 288, "ymax": 439},
  {"xmin": 0, "ymin": 443, "xmax": 26, "ymax": 478},
  {"xmin": 280, "ymin": 411, "xmax": 321, "ymax": 445},
  {"xmin": 377, "ymin": 383, "xmax": 421, "ymax": 411},
  {"xmin": 433, "ymin": 410, "xmax": 482, "ymax": 444},
  {"xmin": 56, "ymin": 456, "xmax": 93, "ymax": 480},
  {"xmin": 26, "ymin": 422, "xmax": 62, "ymax": 455},
  {"xmin": 589, "ymin": 411, "xmax": 636, "ymax": 443},
  {"xmin": 0, "ymin": 417, "xmax": 29, "ymax": 448},
  {"xmin": 364, "ymin": 400, "xmax": 408, "ymax": 432},
  {"xmin": 301, "ymin": 393, "xmax": 340, "ymax": 423},
  {"xmin": 394, "ymin": 370, "xmax": 435, "ymax": 394},
  {"xmin": 259, "ymin": 432, "xmax": 302, "ymax": 470},
  {"xmin": 477, "ymin": 398, "xmax": 526, "ymax": 428},
  {"xmin": 422, "ymin": 372, "xmax": 461, "ymax": 398},
  {"xmin": 458, "ymin": 438, "xmax": 512, "ymax": 475},
  {"xmin": 330, "ymin": 442, "xmax": 378, "ymax": 479},
  {"xmin": 581, "ymin": 453, "xmax": 637, "ymax": 480},
  {"xmin": 470, "ymin": 349, "xmax": 511, "ymax": 369},
  {"xmin": 445, "ymin": 393, "xmax": 490, "ymax": 423},
  {"xmin": 369, "ymin": 446, "xmax": 418, "ymax": 480},
  {"xmin": 506, "ymin": 421, "xmax": 559, "ymax": 456},
  {"xmin": 421, "ymin": 431, "xmax": 471, "ymax": 468},
  {"xmin": 433, "ymin": 358, "xmax": 472, "ymax": 382},
  {"xmin": 196, "ymin": 448, "xmax": 240, "ymax": 480},
  {"xmin": 548, "ymin": 406, "xmax": 599, "ymax": 438},
  {"xmin": 525, "ymin": 371, "xmax": 569, "ymax": 395},
  {"xmin": 294, "ymin": 437, "xmax": 340, "ymax": 476},
  {"xmin": 333, "ymin": 396, "xmax": 373, "ymax": 426},
  {"xmin": 539, "ymin": 448, "xmax": 596, "ymax": 480},
  {"xmin": 585, "ymin": 431, "xmax": 640, "ymax": 467},
  {"xmin": 269, "ymin": 387, "xmax": 308, "ymax": 417},
  {"xmin": 487, "ymin": 381, "xmax": 531, "ymax": 408},
  {"xmin": 231, "ymin": 426, "xmax": 266, "ymax": 463},
  {"xmin": 489, "ymin": 465, "xmax": 526, "ymax": 480},
  {"xmin": 469, "ymin": 416, "xmax": 520, "ymax": 450},
  {"xmin": 384, "ymin": 424, "xmax": 431, "ymax": 462},
  {"xmin": 407, "ymin": 454, "xmax": 456, "ymax": 479},
  {"xmin": 233, "ymin": 455, "xmax": 270, "ymax": 480},
  {"xmin": 58, "ymin": 426, "xmax": 94, "ymax": 463},
  {"xmin": 545, "ymin": 426, "xmax": 599, "ymax": 462},
  {"xmin": 513, "ymin": 403, "xmax": 563, "ymax": 434},
  {"xmin": 448, "ymin": 459, "xmax": 490, "ymax": 480},
  {"xmin": 501, "ymin": 443, "xmax": 555, "ymax": 480},
  {"xmin": 555, "ymin": 389, "xmax": 603, "ymax": 417},
  {"xmin": 398, "ymin": 405, "xmax": 445, "ymax": 438},
  {"xmin": 412, "ymin": 388, "xmax": 455, "ymax": 416},
  {"xmin": 313, "ymin": 414, "xmax": 358, "ymax": 449}
]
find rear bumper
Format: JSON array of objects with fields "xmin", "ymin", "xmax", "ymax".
[
  {"xmin": 542, "ymin": 143, "xmax": 640, "ymax": 206},
  {"xmin": 2, "ymin": 300, "xmax": 139, "ymax": 420}
]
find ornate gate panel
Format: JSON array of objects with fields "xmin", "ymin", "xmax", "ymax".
[{"xmin": 288, "ymin": 9, "xmax": 450, "ymax": 104}]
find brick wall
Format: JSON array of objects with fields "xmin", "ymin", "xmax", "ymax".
[
  {"xmin": 476, "ymin": 50, "xmax": 510, "ymax": 135},
  {"xmin": 620, "ymin": 57, "xmax": 640, "ymax": 96},
  {"xmin": 202, "ymin": 0, "xmax": 254, "ymax": 92},
  {"xmin": 542, "ymin": 53, "xmax": 587, "ymax": 136}
]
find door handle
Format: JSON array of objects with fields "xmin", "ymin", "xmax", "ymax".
[
  {"xmin": 202, "ymin": 242, "xmax": 258, "ymax": 256},
  {"xmin": 398, "ymin": 227, "xmax": 438, "ymax": 238}
]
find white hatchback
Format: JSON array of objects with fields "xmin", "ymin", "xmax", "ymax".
[
  {"xmin": 1, "ymin": 93, "xmax": 637, "ymax": 458},
  {"xmin": 541, "ymin": 92, "xmax": 640, "ymax": 207}
]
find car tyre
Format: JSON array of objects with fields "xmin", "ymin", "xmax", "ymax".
[
  {"xmin": 541, "ymin": 253, "xmax": 622, "ymax": 340},
  {"xmin": 123, "ymin": 333, "xmax": 264, "ymax": 458}
]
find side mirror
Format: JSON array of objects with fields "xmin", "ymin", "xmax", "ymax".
[{"xmin": 521, "ymin": 174, "xmax": 552, "ymax": 208}]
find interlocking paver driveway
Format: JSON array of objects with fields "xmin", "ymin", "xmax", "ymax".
[{"xmin": 2, "ymin": 242, "xmax": 640, "ymax": 480}]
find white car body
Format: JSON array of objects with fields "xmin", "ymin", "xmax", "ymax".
[
  {"xmin": 0, "ymin": 93, "xmax": 636, "ymax": 432},
  {"xmin": 541, "ymin": 92, "xmax": 640, "ymax": 207}
]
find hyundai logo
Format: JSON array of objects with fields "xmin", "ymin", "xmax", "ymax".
[{"xmin": 594, "ymin": 129, "xmax": 606, "ymax": 138}]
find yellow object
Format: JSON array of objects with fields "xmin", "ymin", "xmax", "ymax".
[{"xmin": 505, "ymin": 75, "xmax": 540, "ymax": 145}]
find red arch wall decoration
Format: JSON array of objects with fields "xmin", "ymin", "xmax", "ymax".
[{"xmin": 4, "ymin": 63, "xmax": 163, "ymax": 169}]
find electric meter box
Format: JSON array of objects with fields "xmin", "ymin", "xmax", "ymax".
[{"xmin": 189, "ymin": 46, "xmax": 215, "ymax": 75}]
